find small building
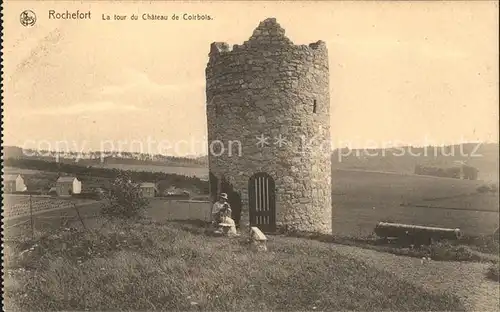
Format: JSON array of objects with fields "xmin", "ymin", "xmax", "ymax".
[
  {"xmin": 140, "ymin": 182, "xmax": 157, "ymax": 198},
  {"xmin": 56, "ymin": 176, "xmax": 82, "ymax": 196},
  {"xmin": 3, "ymin": 174, "xmax": 27, "ymax": 193}
]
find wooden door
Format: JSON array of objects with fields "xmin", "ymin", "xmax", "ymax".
[{"xmin": 248, "ymin": 172, "xmax": 276, "ymax": 232}]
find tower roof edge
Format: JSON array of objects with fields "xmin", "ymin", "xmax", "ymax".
[{"xmin": 244, "ymin": 17, "xmax": 294, "ymax": 46}]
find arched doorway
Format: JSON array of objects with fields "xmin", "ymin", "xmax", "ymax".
[
  {"xmin": 248, "ymin": 172, "xmax": 276, "ymax": 233},
  {"xmin": 221, "ymin": 176, "xmax": 242, "ymax": 226}
]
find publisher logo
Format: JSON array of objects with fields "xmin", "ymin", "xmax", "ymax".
[{"xmin": 20, "ymin": 10, "xmax": 36, "ymax": 27}]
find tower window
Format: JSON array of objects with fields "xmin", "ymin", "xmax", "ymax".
[{"xmin": 313, "ymin": 100, "xmax": 317, "ymax": 113}]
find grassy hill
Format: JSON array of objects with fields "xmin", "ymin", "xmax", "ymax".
[
  {"xmin": 3, "ymin": 220, "xmax": 468, "ymax": 311},
  {"xmin": 332, "ymin": 143, "xmax": 499, "ymax": 182}
]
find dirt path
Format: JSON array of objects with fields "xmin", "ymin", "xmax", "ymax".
[{"xmin": 331, "ymin": 244, "xmax": 499, "ymax": 311}]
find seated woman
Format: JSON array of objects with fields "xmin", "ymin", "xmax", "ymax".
[{"xmin": 212, "ymin": 193, "xmax": 232, "ymax": 224}]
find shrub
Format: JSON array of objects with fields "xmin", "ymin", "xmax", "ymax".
[
  {"xmin": 477, "ymin": 184, "xmax": 491, "ymax": 193},
  {"xmin": 423, "ymin": 241, "xmax": 480, "ymax": 262},
  {"xmin": 101, "ymin": 172, "xmax": 149, "ymax": 219},
  {"xmin": 285, "ymin": 230, "xmax": 497, "ymax": 263},
  {"xmin": 477, "ymin": 183, "xmax": 498, "ymax": 193},
  {"xmin": 460, "ymin": 234, "xmax": 499, "ymax": 254}
]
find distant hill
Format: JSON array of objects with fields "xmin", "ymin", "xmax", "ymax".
[
  {"xmin": 3, "ymin": 143, "xmax": 497, "ymax": 181},
  {"xmin": 2, "ymin": 147, "xmax": 208, "ymax": 168},
  {"xmin": 332, "ymin": 143, "xmax": 499, "ymax": 182},
  {"xmin": 2, "ymin": 146, "xmax": 24, "ymax": 158}
]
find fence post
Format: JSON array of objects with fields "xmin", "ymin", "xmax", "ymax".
[
  {"xmin": 208, "ymin": 200, "xmax": 212, "ymax": 224},
  {"xmin": 73, "ymin": 203, "xmax": 88, "ymax": 232},
  {"xmin": 29, "ymin": 194, "xmax": 34, "ymax": 239}
]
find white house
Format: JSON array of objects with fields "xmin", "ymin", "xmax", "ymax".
[
  {"xmin": 56, "ymin": 176, "xmax": 82, "ymax": 196},
  {"xmin": 3, "ymin": 174, "xmax": 27, "ymax": 193},
  {"xmin": 140, "ymin": 182, "xmax": 157, "ymax": 198}
]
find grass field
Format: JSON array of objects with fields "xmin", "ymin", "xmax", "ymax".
[
  {"xmin": 331, "ymin": 169, "xmax": 499, "ymax": 237},
  {"xmin": 4, "ymin": 169, "xmax": 498, "ymax": 239},
  {"xmin": 3, "ymin": 220, "xmax": 471, "ymax": 311},
  {"xmin": 66, "ymin": 168, "xmax": 500, "ymax": 238}
]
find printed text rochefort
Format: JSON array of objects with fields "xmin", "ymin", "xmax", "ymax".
[{"xmin": 49, "ymin": 10, "xmax": 91, "ymax": 20}]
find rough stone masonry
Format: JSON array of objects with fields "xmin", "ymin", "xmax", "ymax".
[{"xmin": 206, "ymin": 18, "xmax": 332, "ymax": 234}]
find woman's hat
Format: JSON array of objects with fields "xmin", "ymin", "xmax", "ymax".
[{"xmin": 220, "ymin": 193, "xmax": 228, "ymax": 200}]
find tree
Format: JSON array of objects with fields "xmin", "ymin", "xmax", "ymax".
[{"xmin": 101, "ymin": 172, "xmax": 149, "ymax": 219}]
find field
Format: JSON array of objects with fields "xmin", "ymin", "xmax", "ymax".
[
  {"xmin": 77, "ymin": 170, "xmax": 500, "ymax": 238},
  {"xmin": 331, "ymin": 170, "xmax": 499, "ymax": 237},
  {"xmin": 3, "ymin": 169, "xmax": 498, "ymax": 239}
]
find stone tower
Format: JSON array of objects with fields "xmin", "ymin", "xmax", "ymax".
[{"xmin": 205, "ymin": 18, "xmax": 332, "ymax": 234}]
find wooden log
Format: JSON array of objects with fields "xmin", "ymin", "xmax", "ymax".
[{"xmin": 374, "ymin": 222, "xmax": 461, "ymax": 242}]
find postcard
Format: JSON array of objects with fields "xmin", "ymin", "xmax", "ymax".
[{"xmin": 2, "ymin": 1, "xmax": 499, "ymax": 311}]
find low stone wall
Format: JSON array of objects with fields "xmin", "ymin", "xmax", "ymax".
[{"xmin": 147, "ymin": 199, "xmax": 212, "ymax": 222}]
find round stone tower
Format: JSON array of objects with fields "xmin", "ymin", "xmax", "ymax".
[{"xmin": 206, "ymin": 18, "xmax": 332, "ymax": 234}]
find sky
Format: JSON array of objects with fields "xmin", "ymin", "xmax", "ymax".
[{"xmin": 3, "ymin": 1, "xmax": 499, "ymax": 156}]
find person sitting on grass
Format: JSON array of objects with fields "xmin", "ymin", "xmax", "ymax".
[{"xmin": 212, "ymin": 193, "xmax": 232, "ymax": 224}]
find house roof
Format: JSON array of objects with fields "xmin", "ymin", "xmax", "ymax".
[
  {"xmin": 140, "ymin": 182, "xmax": 156, "ymax": 188},
  {"xmin": 57, "ymin": 177, "xmax": 77, "ymax": 183},
  {"xmin": 3, "ymin": 174, "xmax": 20, "ymax": 181}
]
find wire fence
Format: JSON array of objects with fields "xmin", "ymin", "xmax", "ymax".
[
  {"xmin": 3, "ymin": 194, "xmax": 213, "ymax": 241},
  {"xmin": 3, "ymin": 195, "xmax": 98, "ymax": 241}
]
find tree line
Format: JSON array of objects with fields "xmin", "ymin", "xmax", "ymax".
[{"xmin": 414, "ymin": 164, "xmax": 478, "ymax": 180}]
